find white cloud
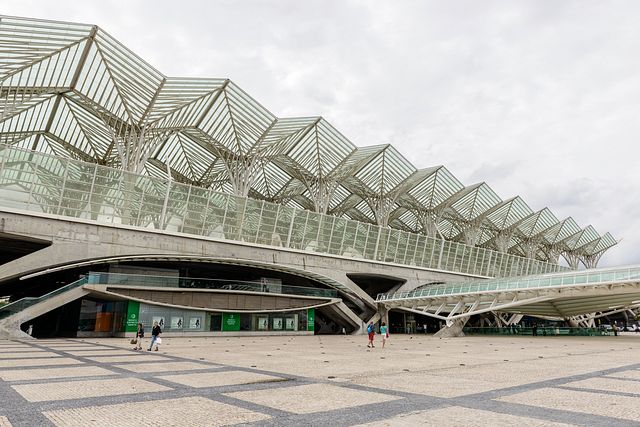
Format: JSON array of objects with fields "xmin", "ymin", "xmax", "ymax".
[{"xmin": 3, "ymin": 0, "xmax": 639, "ymax": 266}]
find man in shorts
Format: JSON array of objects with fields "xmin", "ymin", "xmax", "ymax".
[{"xmin": 367, "ymin": 322, "xmax": 375, "ymax": 348}]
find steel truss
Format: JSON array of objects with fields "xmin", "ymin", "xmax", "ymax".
[{"xmin": 0, "ymin": 15, "xmax": 617, "ymax": 269}]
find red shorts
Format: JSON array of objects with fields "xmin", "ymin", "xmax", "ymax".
[{"xmin": 368, "ymin": 332, "xmax": 374, "ymax": 340}]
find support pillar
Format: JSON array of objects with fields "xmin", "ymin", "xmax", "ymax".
[
  {"xmin": 565, "ymin": 318, "xmax": 579, "ymax": 328},
  {"xmin": 434, "ymin": 317, "xmax": 469, "ymax": 338}
]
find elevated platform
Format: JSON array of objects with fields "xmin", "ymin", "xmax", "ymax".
[{"xmin": 377, "ymin": 265, "xmax": 640, "ymax": 331}]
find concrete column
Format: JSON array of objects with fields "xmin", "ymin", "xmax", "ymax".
[
  {"xmin": 565, "ymin": 317, "xmax": 580, "ymax": 328},
  {"xmin": 434, "ymin": 317, "xmax": 469, "ymax": 338}
]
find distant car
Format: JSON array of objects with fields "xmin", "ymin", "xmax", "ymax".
[{"xmin": 624, "ymin": 324, "xmax": 639, "ymax": 332}]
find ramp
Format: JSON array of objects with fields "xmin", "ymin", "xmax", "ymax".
[{"xmin": 0, "ymin": 276, "xmax": 89, "ymax": 339}]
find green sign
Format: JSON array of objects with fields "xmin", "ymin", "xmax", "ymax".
[
  {"xmin": 125, "ymin": 301, "xmax": 140, "ymax": 332},
  {"xmin": 222, "ymin": 313, "xmax": 241, "ymax": 331},
  {"xmin": 307, "ymin": 308, "xmax": 315, "ymax": 332}
]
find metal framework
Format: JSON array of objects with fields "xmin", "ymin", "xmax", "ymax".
[
  {"xmin": 0, "ymin": 15, "xmax": 616, "ymax": 269},
  {"xmin": 0, "ymin": 143, "xmax": 564, "ymax": 279},
  {"xmin": 378, "ymin": 265, "xmax": 640, "ymax": 325}
]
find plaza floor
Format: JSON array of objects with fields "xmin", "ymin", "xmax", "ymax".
[{"xmin": 0, "ymin": 333, "xmax": 639, "ymax": 426}]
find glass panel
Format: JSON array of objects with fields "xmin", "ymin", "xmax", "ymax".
[{"xmin": 0, "ymin": 144, "xmax": 579, "ymax": 281}]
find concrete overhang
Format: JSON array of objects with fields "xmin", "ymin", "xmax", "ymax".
[
  {"xmin": 84, "ymin": 284, "xmax": 342, "ymax": 314},
  {"xmin": 18, "ymin": 254, "xmax": 374, "ymax": 309}
]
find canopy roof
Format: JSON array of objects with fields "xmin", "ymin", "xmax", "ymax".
[{"xmin": 0, "ymin": 15, "xmax": 617, "ymax": 268}]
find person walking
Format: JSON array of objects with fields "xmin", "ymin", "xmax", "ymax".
[
  {"xmin": 148, "ymin": 320, "xmax": 162, "ymax": 351},
  {"xmin": 133, "ymin": 322, "xmax": 144, "ymax": 350},
  {"xmin": 380, "ymin": 322, "xmax": 389, "ymax": 349},
  {"xmin": 366, "ymin": 322, "xmax": 375, "ymax": 348}
]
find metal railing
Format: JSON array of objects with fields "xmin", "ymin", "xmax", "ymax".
[
  {"xmin": 463, "ymin": 326, "xmax": 602, "ymax": 336},
  {"xmin": 377, "ymin": 265, "xmax": 640, "ymax": 301},
  {"xmin": 0, "ymin": 144, "xmax": 565, "ymax": 279},
  {"xmin": 0, "ymin": 275, "xmax": 89, "ymax": 319},
  {"xmin": 0, "ymin": 271, "xmax": 337, "ymax": 320},
  {"xmin": 88, "ymin": 272, "xmax": 337, "ymax": 298}
]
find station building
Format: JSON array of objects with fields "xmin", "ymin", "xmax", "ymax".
[{"xmin": 0, "ymin": 16, "xmax": 620, "ymax": 338}]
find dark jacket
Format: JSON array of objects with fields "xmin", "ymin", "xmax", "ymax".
[
  {"xmin": 137, "ymin": 327, "xmax": 144, "ymax": 338},
  {"xmin": 152, "ymin": 325, "xmax": 162, "ymax": 336}
]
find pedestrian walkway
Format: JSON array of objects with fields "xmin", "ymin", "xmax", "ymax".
[{"xmin": 0, "ymin": 335, "xmax": 639, "ymax": 426}]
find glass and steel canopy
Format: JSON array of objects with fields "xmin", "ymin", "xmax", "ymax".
[{"xmin": 0, "ymin": 15, "xmax": 617, "ymax": 269}]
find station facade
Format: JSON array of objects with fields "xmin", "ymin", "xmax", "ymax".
[{"xmin": 0, "ymin": 16, "xmax": 619, "ymax": 338}]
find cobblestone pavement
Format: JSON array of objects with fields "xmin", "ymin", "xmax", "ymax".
[{"xmin": 0, "ymin": 334, "xmax": 639, "ymax": 426}]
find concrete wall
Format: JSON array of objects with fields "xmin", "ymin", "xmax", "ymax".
[
  {"xmin": 0, "ymin": 210, "xmax": 479, "ymax": 297},
  {"xmin": 105, "ymin": 286, "xmax": 332, "ymax": 312}
]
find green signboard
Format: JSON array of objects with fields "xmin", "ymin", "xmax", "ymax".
[
  {"xmin": 222, "ymin": 313, "xmax": 241, "ymax": 331},
  {"xmin": 307, "ymin": 308, "xmax": 315, "ymax": 332},
  {"xmin": 125, "ymin": 301, "xmax": 140, "ymax": 332}
]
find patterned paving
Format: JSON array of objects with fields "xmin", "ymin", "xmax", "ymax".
[
  {"xmin": 12, "ymin": 378, "xmax": 170, "ymax": 402},
  {"xmin": 353, "ymin": 407, "xmax": 576, "ymax": 427},
  {"xmin": 42, "ymin": 397, "xmax": 270, "ymax": 426},
  {"xmin": 227, "ymin": 383, "xmax": 401, "ymax": 414},
  {"xmin": 158, "ymin": 371, "xmax": 285, "ymax": 388},
  {"xmin": 0, "ymin": 337, "xmax": 639, "ymax": 426},
  {"xmin": 0, "ymin": 366, "xmax": 114, "ymax": 381}
]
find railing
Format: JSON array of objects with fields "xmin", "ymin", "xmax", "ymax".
[
  {"xmin": 0, "ymin": 276, "xmax": 89, "ymax": 319},
  {"xmin": 87, "ymin": 272, "xmax": 338, "ymax": 298},
  {"xmin": 463, "ymin": 326, "xmax": 602, "ymax": 336},
  {"xmin": 0, "ymin": 271, "xmax": 336, "ymax": 320},
  {"xmin": 0, "ymin": 144, "xmax": 565, "ymax": 279},
  {"xmin": 377, "ymin": 265, "xmax": 640, "ymax": 301}
]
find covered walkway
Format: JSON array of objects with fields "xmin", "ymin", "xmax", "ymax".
[{"xmin": 377, "ymin": 265, "xmax": 640, "ymax": 329}]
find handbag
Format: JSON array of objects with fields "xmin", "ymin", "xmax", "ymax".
[
  {"xmin": 155, "ymin": 337, "xmax": 162, "ymax": 345},
  {"xmin": 130, "ymin": 338, "xmax": 137, "ymax": 345}
]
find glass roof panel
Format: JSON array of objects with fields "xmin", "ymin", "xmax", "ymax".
[
  {"xmin": 0, "ymin": 15, "xmax": 617, "ymax": 265},
  {"xmin": 516, "ymin": 208, "xmax": 559, "ymax": 238},
  {"xmin": 589, "ymin": 232, "xmax": 617, "ymax": 256},
  {"xmin": 484, "ymin": 196, "xmax": 533, "ymax": 230},
  {"xmin": 250, "ymin": 158, "xmax": 292, "ymax": 200},
  {"xmin": 344, "ymin": 144, "xmax": 416, "ymax": 196},
  {"xmin": 437, "ymin": 218, "xmax": 460, "ymax": 240},
  {"xmin": 563, "ymin": 225, "xmax": 601, "ymax": 252},
  {"xmin": 446, "ymin": 182, "xmax": 502, "ymax": 221},
  {"xmin": 402, "ymin": 166, "xmax": 464, "ymax": 211},
  {"xmin": 260, "ymin": 116, "xmax": 319, "ymax": 157},
  {"xmin": 0, "ymin": 16, "xmax": 93, "ymax": 79},
  {"xmin": 147, "ymin": 78, "xmax": 227, "ymax": 127},
  {"xmin": 72, "ymin": 42, "xmax": 129, "ymax": 121},
  {"xmin": 197, "ymin": 81, "xmax": 276, "ymax": 154},
  {"xmin": 540, "ymin": 217, "xmax": 581, "ymax": 245},
  {"xmin": 93, "ymin": 29, "xmax": 164, "ymax": 123},
  {"xmin": 278, "ymin": 118, "xmax": 355, "ymax": 178}
]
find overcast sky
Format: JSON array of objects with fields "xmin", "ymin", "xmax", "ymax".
[{"xmin": 5, "ymin": 0, "xmax": 640, "ymax": 267}]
